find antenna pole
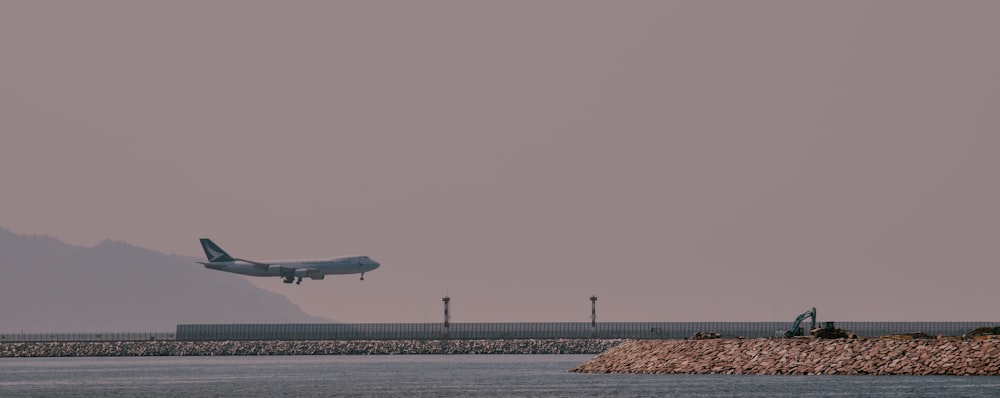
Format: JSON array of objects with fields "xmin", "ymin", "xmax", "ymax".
[
  {"xmin": 442, "ymin": 296, "xmax": 451, "ymax": 339},
  {"xmin": 590, "ymin": 295, "xmax": 598, "ymax": 338}
]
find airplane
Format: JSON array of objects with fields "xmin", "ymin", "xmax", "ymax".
[{"xmin": 197, "ymin": 238, "xmax": 380, "ymax": 285}]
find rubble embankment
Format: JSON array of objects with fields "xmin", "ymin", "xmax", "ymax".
[
  {"xmin": 570, "ymin": 338, "xmax": 1000, "ymax": 376},
  {"xmin": 0, "ymin": 339, "xmax": 623, "ymax": 357}
]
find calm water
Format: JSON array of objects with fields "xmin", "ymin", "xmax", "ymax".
[{"xmin": 2, "ymin": 355, "xmax": 1000, "ymax": 397}]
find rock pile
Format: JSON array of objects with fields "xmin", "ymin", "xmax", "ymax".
[
  {"xmin": 691, "ymin": 332, "xmax": 720, "ymax": 340},
  {"xmin": 570, "ymin": 338, "xmax": 1000, "ymax": 376},
  {"xmin": 0, "ymin": 339, "xmax": 623, "ymax": 357}
]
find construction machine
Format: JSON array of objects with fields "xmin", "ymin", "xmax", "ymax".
[
  {"xmin": 811, "ymin": 321, "xmax": 854, "ymax": 339},
  {"xmin": 776, "ymin": 307, "xmax": 816, "ymax": 338},
  {"xmin": 963, "ymin": 326, "xmax": 1000, "ymax": 340}
]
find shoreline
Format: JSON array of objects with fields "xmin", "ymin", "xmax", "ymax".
[
  {"xmin": 0, "ymin": 339, "xmax": 623, "ymax": 357},
  {"xmin": 571, "ymin": 338, "xmax": 1000, "ymax": 376}
]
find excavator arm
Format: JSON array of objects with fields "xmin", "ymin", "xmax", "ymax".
[{"xmin": 778, "ymin": 307, "xmax": 817, "ymax": 338}]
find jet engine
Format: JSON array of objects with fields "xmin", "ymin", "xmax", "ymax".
[{"xmin": 293, "ymin": 269, "xmax": 325, "ymax": 280}]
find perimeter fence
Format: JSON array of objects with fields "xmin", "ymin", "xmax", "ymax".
[
  {"xmin": 175, "ymin": 321, "xmax": 998, "ymax": 341},
  {"xmin": 5, "ymin": 322, "xmax": 994, "ymax": 342},
  {"xmin": 0, "ymin": 332, "xmax": 175, "ymax": 342}
]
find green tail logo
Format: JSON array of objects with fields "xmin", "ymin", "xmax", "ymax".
[{"xmin": 200, "ymin": 238, "xmax": 235, "ymax": 262}]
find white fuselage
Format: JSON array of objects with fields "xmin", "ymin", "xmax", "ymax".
[{"xmin": 202, "ymin": 256, "xmax": 380, "ymax": 279}]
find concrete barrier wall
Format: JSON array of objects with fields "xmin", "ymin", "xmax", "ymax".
[
  {"xmin": 176, "ymin": 322, "xmax": 998, "ymax": 341},
  {"xmin": 5, "ymin": 322, "xmax": 995, "ymax": 342}
]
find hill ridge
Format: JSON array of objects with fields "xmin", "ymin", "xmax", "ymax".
[{"xmin": 0, "ymin": 227, "xmax": 328, "ymax": 332}]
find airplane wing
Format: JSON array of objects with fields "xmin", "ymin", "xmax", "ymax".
[{"xmin": 234, "ymin": 257, "xmax": 274, "ymax": 270}]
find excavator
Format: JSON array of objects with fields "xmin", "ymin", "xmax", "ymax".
[
  {"xmin": 776, "ymin": 307, "xmax": 854, "ymax": 338},
  {"xmin": 776, "ymin": 307, "xmax": 816, "ymax": 338}
]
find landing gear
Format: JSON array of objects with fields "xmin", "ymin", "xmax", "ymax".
[
  {"xmin": 283, "ymin": 275, "xmax": 294, "ymax": 284},
  {"xmin": 360, "ymin": 272, "xmax": 365, "ymax": 281},
  {"xmin": 296, "ymin": 277, "xmax": 302, "ymax": 285}
]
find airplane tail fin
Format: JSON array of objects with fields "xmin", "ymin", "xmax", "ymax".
[{"xmin": 200, "ymin": 238, "xmax": 235, "ymax": 262}]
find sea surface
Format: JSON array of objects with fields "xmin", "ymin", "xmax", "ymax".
[{"xmin": 2, "ymin": 355, "xmax": 999, "ymax": 397}]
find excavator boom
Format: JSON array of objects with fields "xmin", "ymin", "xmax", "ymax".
[{"xmin": 777, "ymin": 307, "xmax": 817, "ymax": 338}]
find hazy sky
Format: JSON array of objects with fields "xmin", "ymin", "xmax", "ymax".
[{"xmin": 3, "ymin": 1, "xmax": 999, "ymax": 323}]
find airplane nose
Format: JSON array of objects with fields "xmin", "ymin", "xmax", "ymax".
[{"xmin": 360, "ymin": 256, "xmax": 379, "ymax": 269}]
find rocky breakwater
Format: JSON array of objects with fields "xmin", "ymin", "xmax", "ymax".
[
  {"xmin": 0, "ymin": 339, "xmax": 623, "ymax": 357},
  {"xmin": 571, "ymin": 338, "xmax": 1000, "ymax": 376}
]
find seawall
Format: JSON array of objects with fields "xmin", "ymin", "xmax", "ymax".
[
  {"xmin": 570, "ymin": 338, "xmax": 1000, "ymax": 376},
  {"xmin": 0, "ymin": 339, "xmax": 623, "ymax": 357}
]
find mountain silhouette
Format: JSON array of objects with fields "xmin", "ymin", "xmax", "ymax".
[{"xmin": 0, "ymin": 228, "xmax": 327, "ymax": 332}]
